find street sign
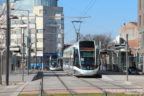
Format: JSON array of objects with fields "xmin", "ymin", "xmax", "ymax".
[{"xmin": 10, "ymin": 47, "xmax": 20, "ymax": 52}]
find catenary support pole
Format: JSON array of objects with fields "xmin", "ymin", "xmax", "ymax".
[
  {"xmin": 27, "ymin": 11, "xmax": 30, "ymax": 75},
  {"xmin": 126, "ymin": 34, "xmax": 129, "ymax": 81},
  {"xmin": 35, "ymin": 15, "xmax": 37, "ymax": 69}
]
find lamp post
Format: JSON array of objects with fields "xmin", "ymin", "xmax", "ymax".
[
  {"xmin": 35, "ymin": 15, "xmax": 37, "ymax": 69},
  {"xmin": 6, "ymin": 0, "xmax": 10, "ymax": 86},
  {"xmin": 126, "ymin": 34, "xmax": 129, "ymax": 81},
  {"xmin": 20, "ymin": 16, "xmax": 25, "ymax": 81}
]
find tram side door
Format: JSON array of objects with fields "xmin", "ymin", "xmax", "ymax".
[
  {"xmin": 71, "ymin": 48, "xmax": 75, "ymax": 74},
  {"xmin": 73, "ymin": 48, "xmax": 80, "ymax": 74}
]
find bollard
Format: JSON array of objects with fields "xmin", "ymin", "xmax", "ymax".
[
  {"xmin": 42, "ymin": 72, "xmax": 43, "ymax": 93},
  {"xmin": 111, "ymin": 93, "xmax": 115, "ymax": 96},
  {"xmin": 39, "ymin": 72, "xmax": 44, "ymax": 96},
  {"xmin": 137, "ymin": 93, "xmax": 141, "ymax": 96},
  {"xmin": 104, "ymin": 91, "xmax": 108, "ymax": 96},
  {"xmin": 39, "ymin": 81, "xmax": 42, "ymax": 96}
]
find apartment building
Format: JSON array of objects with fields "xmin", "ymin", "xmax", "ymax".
[{"xmin": 9, "ymin": 0, "xmax": 64, "ymax": 68}]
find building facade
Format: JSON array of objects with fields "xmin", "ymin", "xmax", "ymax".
[
  {"xmin": 138, "ymin": 0, "xmax": 144, "ymax": 51},
  {"xmin": 9, "ymin": 0, "xmax": 64, "ymax": 69},
  {"xmin": 120, "ymin": 22, "xmax": 139, "ymax": 54},
  {"xmin": 138, "ymin": 0, "xmax": 144, "ymax": 72}
]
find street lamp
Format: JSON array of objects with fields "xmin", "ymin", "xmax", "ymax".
[
  {"xmin": 126, "ymin": 34, "xmax": 129, "ymax": 81},
  {"xmin": 6, "ymin": 0, "xmax": 10, "ymax": 86}
]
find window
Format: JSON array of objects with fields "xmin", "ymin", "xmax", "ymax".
[
  {"xmin": 139, "ymin": 0, "xmax": 141, "ymax": 10},
  {"xmin": 35, "ymin": 0, "xmax": 57, "ymax": 7},
  {"xmin": 143, "ymin": 14, "xmax": 144, "ymax": 26},
  {"xmin": 43, "ymin": 10, "xmax": 47, "ymax": 14},
  {"xmin": 37, "ymin": 48, "xmax": 43, "ymax": 51},
  {"xmin": 22, "ymin": 20, "xmax": 28, "ymax": 24},
  {"xmin": 31, "ymin": 38, "xmax": 35, "ymax": 43},
  {"xmin": 39, "ymin": 9, "xmax": 47, "ymax": 14},
  {"xmin": 139, "ymin": 15, "xmax": 141, "ymax": 26},
  {"xmin": 30, "ymin": 29, "xmax": 35, "ymax": 34},
  {"xmin": 37, "ymin": 38, "xmax": 43, "ymax": 42},
  {"xmin": 39, "ymin": 9, "xmax": 43, "ymax": 14},
  {"xmin": 37, "ymin": 29, "xmax": 43, "ymax": 33},
  {"xmin": 30, "ymin": 19, "xmax": 35, "ymax": 24},
  {"xmin": 48, "ymin": 19, "xmax": 55, "ymax": 24},
  {"xmin": 143, "ymin": 33, "xmax": 144, "ymax": 48}
]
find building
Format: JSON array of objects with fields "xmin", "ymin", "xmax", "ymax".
[
  {"xmin": 9, "ymin": 0, "xmax": 64, "ymax": 69},
  {"xmin": 120, "ymin": 22, "xmax": 139, "ymax": 54},
  {"xmin": 0, "ymin": 0, "xmax": 5, "ymax": 6},
  {"xmin": 138, "ymin": 0, "xmax": 144, "ymax": 52},
  {"xmin": 138, "ymin": 0, "xmax": 144, "ymax": 72}
]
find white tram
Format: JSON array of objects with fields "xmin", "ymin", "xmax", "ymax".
[
  {"xmin": 63, "ymin": 41, "xmax": 100, "ymax": 76},
  {"xmin": 49, "ymin": 55, "xmax": 63, "ymax": 71}
]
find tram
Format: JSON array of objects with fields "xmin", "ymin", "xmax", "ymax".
[
  {"xmin": 63, "ymin": 41, "xmax": 100, "ymax": 76},
  {"xmin": 49, "ymin": 55, "xmax": 63, "ymax": 71}
]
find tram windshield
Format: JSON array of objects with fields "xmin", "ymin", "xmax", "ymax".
[
  {"xmin": 51, "ymin": 59, "xmax": 57, "ymax": 67},
  {"xmin": 80, "ymin": 50, "xmax": 95, "ymax": 70},
  {"xmin": 79, "ymin": 41, "xmax": 96, "ymax": 70}
]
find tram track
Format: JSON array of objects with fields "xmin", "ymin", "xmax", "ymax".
[
  {"xmin": 42, "ymin": 71, "xmax": 143, "ymax": 95},
  {"xmin": 76, "ymin": 76, "xmax": 129, "ymax": 90},
  {"xmin": 76, "ymin": 76, "xmax": 103, "ymax": 90},
  {"xmin": 51, "ymin": 71, "xmax": 85, "ymax": 96},
  {"xmin": 74, "ymin": 75, "xmax": 143, "ymax": 95}
]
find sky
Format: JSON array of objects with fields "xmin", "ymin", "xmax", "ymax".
[
  {"xmin": 58, "ymin": 0, "xmax": 137, "ymax": 43},
  {"xmin": 0, "ymin": 0, "xmax": 137, "ymax": 43}
]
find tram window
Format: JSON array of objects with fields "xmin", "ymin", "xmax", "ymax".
[
  {"xmin": 80, "ymin": 50, "xmax": 95, "ymax": 70},
  {"xmin": 74, "ymin": 49, "xmax": 80, "ymax": 68},
  {"xmin": 80, "ymin": 41, "xmax": 94, "ymax": 48}
]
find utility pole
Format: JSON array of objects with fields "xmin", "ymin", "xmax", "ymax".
[
  {"xmin": 72, "ymin": 21, "xmax": 82, "ymax": 41},
  {"xmin": 35, "ymin": 15, "xmax": 37, "ymax": 69},
  {"xmin": 126, "ymin": 34, "xmax": 129, "ymax": 81},
  {"xmin": 27, "ymin": 11, "xmax": 30, "ymax": 75},
  {"xmin": 20, "ymin": 16, "xmax": 25, "ymax": 81},
  {"xmin": 6, "ymin": 0, "xmax": 10, "ymax": 86}
]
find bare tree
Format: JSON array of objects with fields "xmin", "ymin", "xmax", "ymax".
[
  {"xmin": 0, "ymin": 12, "xmax": 6, "ymax": 48},
  {"xmin": 81, "ymin": 32, "xmax": 112, "ymax": 48},
  {"xmin": 81, "ymin": 34, "xmax": 93, "ymax": 41},
  {"xmin": 0, "ymin": 7, "xmax": 6, "ymax": 85}
]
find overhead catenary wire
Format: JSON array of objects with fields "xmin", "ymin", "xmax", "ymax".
[{"xmin": 81, "ymin": 0, "xmax": 96, "ymax": 16}]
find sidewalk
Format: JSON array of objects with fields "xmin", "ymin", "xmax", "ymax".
[{"xmin": 0, "ymin": 70, "xmax": 38, "ymax": 96}]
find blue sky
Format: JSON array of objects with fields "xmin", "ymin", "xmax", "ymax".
[
  {"xmin": 58, "ymin": 0, "xmax": 137, "ymax": 43},
  {"xmin": 0, "ymin": 0, "xmax": 137, "ymax": 43}
]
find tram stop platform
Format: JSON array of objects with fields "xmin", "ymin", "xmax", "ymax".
[{"xmin": 101, "ymin": 71, "xmax": 144, "ymax": 87}]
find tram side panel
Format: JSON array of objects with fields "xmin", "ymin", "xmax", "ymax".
[{"xmin": 63, "ymin": 48, "xmax": 74, "ymax": 74}]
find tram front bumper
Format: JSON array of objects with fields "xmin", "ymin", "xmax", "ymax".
[{"xmin": 75, "ymin": 69, "xmax": 98, "ymax": 76}]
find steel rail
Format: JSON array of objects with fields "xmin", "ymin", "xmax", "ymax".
[{"xmin": 51, "ymin": 71, "xmax": 84, "ymax": 96}]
